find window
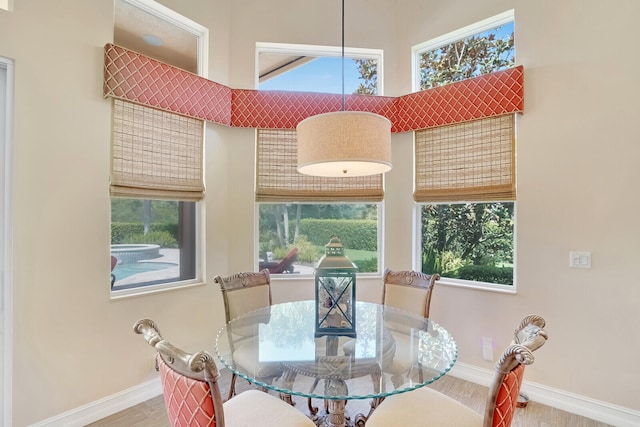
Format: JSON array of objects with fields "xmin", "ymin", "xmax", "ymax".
[
  {"xmin": 111, "ymin": 199, "xmax": 196, "ymax": 289},
  {"xmin": 420, "ymin": 203, "xmax": 514, "ymax": 286},
  {"xmin": 0, "ymin": 0, "xmax": 10, "ymax": 12},
  {"xmin": 110, "ymin": 99, "xmax": 203, "ymax": 291},
  {"xmin": 414, "ymin": 12, "xmax": 516, "ymax": 288},
  {"xmin": 258, "ymin": 203, "xmax": 381, "ymax": 275},
  {"xmin": 110, "ymin": 0, "xmax": 207, "ymax": 294},
  {"xmin": 256, "ymin": 43, "xmax": 384, "ymax": 275},
  {"xmin": 412, "ymin": 10, "xmax": 514, "ymax": 91},
  {"xmin": 257, "ymin": 43, "xmax": 382, "ymax": 95}
]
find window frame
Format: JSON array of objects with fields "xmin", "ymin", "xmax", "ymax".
[
  {"xmin": 411, "ymin": 9, "xmax": 514, "ymax": 92},
  {"xmin": 110, "ymin": 0, "xmax": 208, "ymax": 298},
  {"xmin": 1, "ymin": 55, "xmax": 15, "ymax": 427}
]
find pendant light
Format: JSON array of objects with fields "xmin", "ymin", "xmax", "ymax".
[{"xmin": 296, "ymin": 0, "xmax": 392, "ymax": 178}]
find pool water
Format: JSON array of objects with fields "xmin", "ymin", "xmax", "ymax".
[{"xmin": 112, "ymin": 262, "xmax": 177, "ymax": 280}]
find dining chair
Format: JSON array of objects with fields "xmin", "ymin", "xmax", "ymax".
[
  {"xmin": 133, "ymin": 319, "xmax": 315, "ymax": 427},
  {"xmin": 381, "ymin": 268, "xmax": 440, "ymax": 318},
  {"xmin": 365, "ymin": 314, "xmax": 549, "ymax": 427},
  {"xmin": 372, "ymin": 269, "xmax": 440, "ymax": 389},
  {"xmin": 213, "ymin": 270, "xmax": 282, "ymax": 400}
]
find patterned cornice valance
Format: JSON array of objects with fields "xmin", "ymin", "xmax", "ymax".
[{"xmin": 104, "ymin": 43, "xmax": 524, "ymax": 132}]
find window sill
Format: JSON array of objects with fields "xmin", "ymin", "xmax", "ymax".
[
  {"xmin": 110, "ymin": 279, "xmax": 206, "ymax": 300},
  {"xmin": 435, "ymin": 277, "xmax": 517, "ymax": 294}
]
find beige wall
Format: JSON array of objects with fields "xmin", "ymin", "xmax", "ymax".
[{"xmin": 0, "ymin": 0, "xmax": 638, "ymax": 425}]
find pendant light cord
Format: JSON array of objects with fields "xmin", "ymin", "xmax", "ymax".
[{"xmin": 341, "ymin": 0, "xmax": 345, "ymax": 111}]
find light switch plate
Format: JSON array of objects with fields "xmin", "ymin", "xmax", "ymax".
[{"xmin": 569, "ymin": 251, "xmax": 591, "ymax": 269}]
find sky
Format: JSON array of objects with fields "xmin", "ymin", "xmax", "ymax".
[
  {"xmin": 258, "ymin": 22, "xmax": 513, "ymax": 95},
  {"xmin": 259, "ymin": 57, "xmax": 363, "ymax": 94}
]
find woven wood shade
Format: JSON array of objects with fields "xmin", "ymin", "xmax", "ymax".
[
  {"xmin": 111, "ymin": 99, "xmax": 205, "ymax": 201},
  {"xmin": 414, "ymin": 114, "xmax": 515, "ymax": 202},
  {"xmin": 256, "ymin": 129, "xmax": 383, "ymax": 202}
]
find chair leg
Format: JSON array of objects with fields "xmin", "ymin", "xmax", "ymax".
[
  {"xmin": 307, "ymin": 378, "xmax": 320, "ymax": 416},
  {"xmin": 227, "ymin": 372, "xmax": 237, "ymax": 401}
]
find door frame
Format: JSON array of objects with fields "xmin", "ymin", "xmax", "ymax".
[{"xmin": 0, "ymin": 55, "xmax": 15, "ymax": 427}]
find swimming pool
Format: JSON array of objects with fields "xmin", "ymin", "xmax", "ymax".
[{"xmin": 112, "ymin": 262, "xmax": 177, "ymax": 280}]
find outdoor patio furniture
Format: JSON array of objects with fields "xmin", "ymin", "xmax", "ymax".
[{"xmin": 259, "ymin": 247, "xmax": 299, "ymax": 274}]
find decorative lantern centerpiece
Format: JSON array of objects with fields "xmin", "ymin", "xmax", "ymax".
[{"xmin": 315, "ymin": 236, "xmax": 357, "ymax": 337}]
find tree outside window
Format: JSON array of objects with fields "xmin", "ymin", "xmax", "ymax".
[
  {"xmin": 418, "ymin": 22, "xmax": 514, "ymax": 90},
  {"xmin": 421, "ymin": 203, "xmax": 514, "ymax": 285}
]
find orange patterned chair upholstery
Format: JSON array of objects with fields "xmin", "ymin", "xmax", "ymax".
[
  {"xmin": 134, "ymin": 319, "xmax": 315, "ymax": 427},
  {"xmin": 365, "ymin": 314, "xmax": 548, "ymax": 427}
]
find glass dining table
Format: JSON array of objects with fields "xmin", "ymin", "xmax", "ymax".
[{"xmin": 215, "ymin": 300, "xmax": 457, "ymax": 427}]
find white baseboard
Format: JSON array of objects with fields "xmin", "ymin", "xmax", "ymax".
[
  {"xmin": 29, "ymin": 378, "xmax": 162, "ymax": 427},
  {"xmin": 450, "ymin": 363, "xmax": 640, "ymax": 427},
  {"xmin": 30, "ymin": 365, "xmax": 640, "ymax": 427}
]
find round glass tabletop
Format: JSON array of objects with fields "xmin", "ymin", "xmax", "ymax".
[{"xmin": 215, "ymin": 300, "xmax": 457, "ymax": 401}]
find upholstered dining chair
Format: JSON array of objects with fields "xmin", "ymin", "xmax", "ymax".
[
  {"xmin": 365, "ymin": 314, "xmax": 549, "ymax": 427},
  {"xmin": 375, "ymin": 269, "xmax": 440, "ymax": 388},
  {"xmin": 133, "ymin": 319, "xmax": 315, "ymax": 427},
  {"xmin": 381, "ymin": 268, "xmax": 440, "ymax": 318},
  {"xmin": 213, "ymin": 270, "xmax": 282, "ymax": 400}
]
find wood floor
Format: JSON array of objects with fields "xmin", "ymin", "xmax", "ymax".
[{"xmin": 88, "ymin": 368, "xmax": 612, "ymax": 427}]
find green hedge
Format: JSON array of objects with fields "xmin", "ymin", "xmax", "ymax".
[
  {"xmin": 449, "ymin": 265, "xmax": 513, "ymax": 285},
  {"xmin": 111, "ymin": 222, "xmax": 178, "ymax": 244},
  {"xmin": 299, "ymin": 219, "xmax": 377, "ymax": 251},
  {"xmin": 122, "ymin": 230, "xmax": 177, "ymax": 248},
  {"xmin": 353, "ymin": 257, "xmax": 378, "ymax": 273}
]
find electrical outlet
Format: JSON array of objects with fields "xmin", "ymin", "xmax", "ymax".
[{"xmin": 482, "ymin": 337, "xmax": 494, "ymax": 361}]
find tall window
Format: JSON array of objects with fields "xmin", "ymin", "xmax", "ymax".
[
  {"xmin": 110, "ymin": 99, "xmax": 202, "ymax": 291},
  {"xmin": 110, "ymin": 0, "xmax": 207, "ymax": 294},
  {"xmin": 256, "ymin": 43, "xmax": 384, "ymax": 275},
  {"xmin": 414, "ymin": 11, "xmax": 516, "ymax": 288}
]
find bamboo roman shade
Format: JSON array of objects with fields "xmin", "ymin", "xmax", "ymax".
[
  {"xmin": 256, "ymin": 129, "xmax": 384, "ymax": 202},
  {"xmin": 111, "ymin": 99, "xmax": 205, "ymax": 201},
  {"xmin": 414, "ymin": 114, "xmax": 515, "ymax": 202}
]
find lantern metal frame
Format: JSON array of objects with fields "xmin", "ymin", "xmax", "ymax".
[{"xmin": 314, "ymin": 236, "xmax": 357, "ymax": 337}]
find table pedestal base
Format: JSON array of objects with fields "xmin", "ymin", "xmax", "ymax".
[{"xmin": 310, "ymin": 403, "xmax": 368, "ymax": 427}]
